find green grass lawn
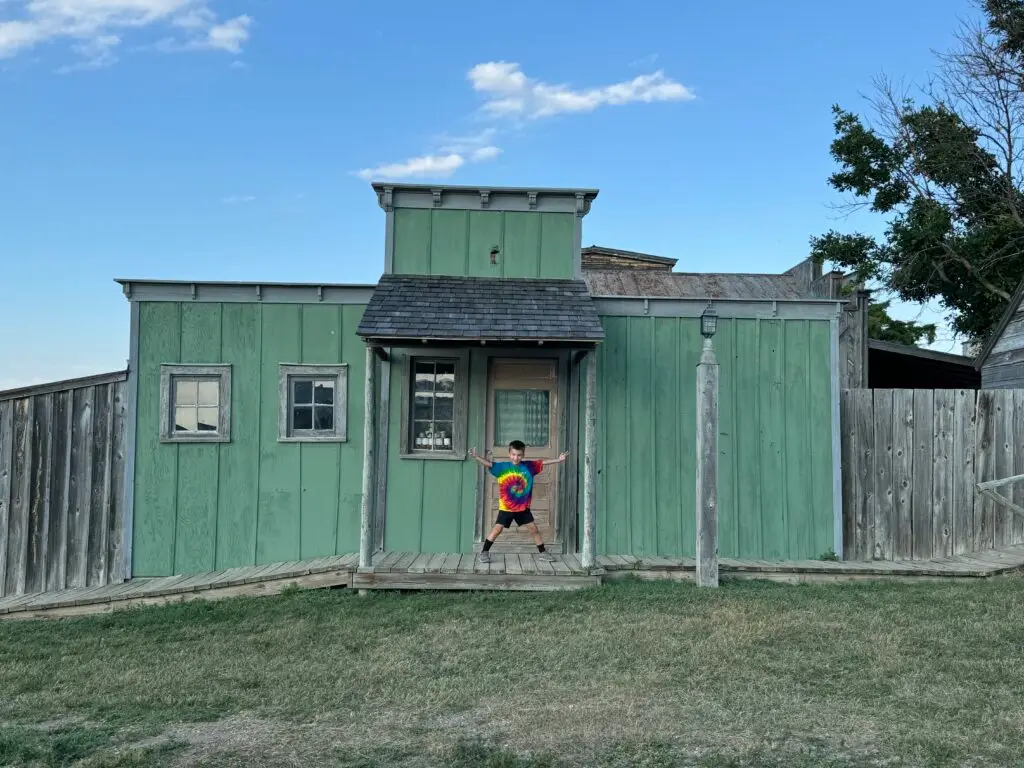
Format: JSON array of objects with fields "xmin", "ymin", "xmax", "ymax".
[{"xmin": 2, "ymin": 577, "xmax": 1024, "ymax": 767}]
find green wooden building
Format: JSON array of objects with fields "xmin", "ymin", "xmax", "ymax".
[{"xmin": 117, "ymin": 183, "xmax": 844, "ymax": 579}]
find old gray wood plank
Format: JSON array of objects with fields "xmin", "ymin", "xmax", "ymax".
[
  {"xmin": 872, "ymin": 389, "xmax": 895, "ymax": 560},
  {"xmin": 440, "ymin": 553, "xmax": 461, "ymax": 574},
  {"xmin": 891, "ymin": 389, "xmax": 914, "ymax": 559},
  {"xmin": 87, "ymin": 384, "xmax": 114, "ymax": 587},
  {"xmin": 975, "ymin": 391, "xmax": 996, "ymax": 551},
  {"xmin": 520, "ymin": 554, "xmax": 538, "ymax": 575},
  {"xmin": 931, "ymin": 390, "xmax": 955, "ymax": 558},
  {"xmin": 46, "ymin": 390, "xmax": 72, "ymax": 592},
  {"xmin": 563, "ymin": 553, "xmax": 584, "ymax": 574},
  {"xmin": 994, "ymin": 391, "xmax": 1016, "ymax": 548},
  {"xmin": 952, "ymin": 390, "xmax": 977, "ymax": 555},
  {"xmin": 840, "ymin": 390, "xmax": 856, "ymax": 559},
  {"xmin": 0, "ymin": 401, "xmax": 13, "ymax": 597},
  {"xmin": 852, "ymin": 389, "xmax": 875, "ymax": 561},
  {"xmin": 535, "ymin": 556, "xmax": 556, "ymax": 576},
  {"xmin": 372, "ymin": 551, "xmax": 402, "ymax": 571},
  {"xmin": 107, "ymin": 381, "xmax": 127, "ymax": 584},
  {"xmin": 407, "ymin": 554, "xmax": 432, "ymax": 574},
  {"xmin": 505, "ymin": 553, "xmax": 523, "ymax": 575},
  {"xmin": 695, "ymin": 343, "xmax": 719, "ymax": 587},
  {"xmin": 1015, "ymin": 391, "xmax": 1024, "ymax": 545},
  {"xmin": 425, "ymin": 553, "xmax": 446, "ymax": 574},
  {"xmin": 391, "ymin": 552, "xmax": 418, "ymax": 572},
  {"xmin": 911, "ymin": 390, "xmax": 934, "ymax": 560},
  {"xmin": 26, "ymin": 394, "xmax": 54, "ymax": 595},
  {"xmin": 7, "ymin": 398, "xmax": 33, "ymax": 596},
  {"xmin": 550, "ymin": 557, "xmax": 571, "ymax": 576},
  {"xmin": 67, "ymin": 386, "xmax": 94, "ymax": 589},
  {"xmin": 457, "ymin": 555, "xmax": 477, "ymax": 574}
]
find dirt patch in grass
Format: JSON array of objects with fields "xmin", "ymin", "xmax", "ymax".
[{"xmin": 2, "ymin": 578, "xmax": 1024, "ymax": 766}]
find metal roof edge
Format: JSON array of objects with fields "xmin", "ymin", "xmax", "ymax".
[{"xmin": 974, "ymin": 276, "xmax": 1024, "ymax": 370}]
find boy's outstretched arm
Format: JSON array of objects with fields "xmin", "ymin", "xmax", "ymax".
[
  {"xmin": 542, "ymin": 451, "xmax": 570, "ymax": 466},
  {"xmin": 468, "ymin": 447, "xmax": 493, "ymax": 468}
]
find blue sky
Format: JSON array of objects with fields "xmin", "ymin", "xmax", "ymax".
[{"xmin": 0, "ymin": 0, "xmax": 982, "ymax": 389}]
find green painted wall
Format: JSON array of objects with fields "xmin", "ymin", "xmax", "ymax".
[
  {"xmin": 132, "ymin": 302, "xmax": 367, "ymax": 577},
  {"xmin": 381, "ymin": 350, "xmax": 486, "ymax": 553},
  {"xmin": 391, "ymin": 208, "xmax": 576, "ymax": 278},
  {"xmin": 582, "ymin": 316, "xmax": 835, "ymax": 560}
]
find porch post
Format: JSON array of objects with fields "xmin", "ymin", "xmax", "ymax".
[
  {"xmin": 581, "ymin": 350, "xmax": 598, "ymax": 569},
  {"xmin": 696, "ymin": 336, "xmax": 719, "ymax": 588},
  {"xmin": 359, "ymin": 345, "xmax": 377, "ymax": 569}
]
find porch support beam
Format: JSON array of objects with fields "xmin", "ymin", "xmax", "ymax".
[
  {"xmin": 581, "ymin": 350, "xmax": 598, "ymax": 569},
  {"xmin": 696, "ymin": 337, "xmax": 719, "ymax": 587},
  {"xmin": 359, "ymin": 346, "xmax": 377, "ymax": 569}
]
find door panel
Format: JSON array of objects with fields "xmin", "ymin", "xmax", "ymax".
[{"xmin": 485, "ymin": 359, "xmax": 560, "ymax": 552}]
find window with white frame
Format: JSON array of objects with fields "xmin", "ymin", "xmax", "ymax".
[
  {"xmin": 278, "ymin": 364, "xmax": 348, "ymax": 441},
  {"xmin": 159, "ymin": 365, "xmax": 232, "ymax": 442}
]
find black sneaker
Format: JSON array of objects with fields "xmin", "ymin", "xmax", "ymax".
[{"xmin": 538, "ymin": 552, "xmax": 556, "ymax": 562}]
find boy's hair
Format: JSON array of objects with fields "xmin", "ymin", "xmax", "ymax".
[{"xmin": 508, "ymin": 440, "xmax": 526, "ymax": 452}]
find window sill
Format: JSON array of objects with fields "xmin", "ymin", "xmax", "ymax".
[
  {"xmin": 160, "ymin": 435, "xmax": 230, "ymax": 444},
  {"xmin": 278, "ymin": 435, "xmax": 348, "ymax": 444},
  {"xmin": 399, "ymin": 451, "xmax": 467, "ymax": 462}
]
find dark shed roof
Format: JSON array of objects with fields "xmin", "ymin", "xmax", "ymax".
[
  {"xmin": 583, "ymin": 269, "xmax": 816, "ymax": 301},
  {"xmin": 357, "ymin": 275, "xmax": 605, "ymax": 345}
]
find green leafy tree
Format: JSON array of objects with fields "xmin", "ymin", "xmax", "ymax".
[
  {"xmin": 868, "ymin": 300, "xmax": 938, "ymax": 346},
  {"xmin": 811, "ymin": 1, "xmax": 1024, "ymax": 342}
]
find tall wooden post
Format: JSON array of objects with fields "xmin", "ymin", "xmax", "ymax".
[
  {"xmin": 359, "ymin": 346, "xmax": 377, "ymax": 570},
  {"xmin": 696, "ymin": 337, "xmax": 719, "ymax": 587},
  {"xmin": 581, "ymin": 350, "xmax": 598, "ymax": 569}
]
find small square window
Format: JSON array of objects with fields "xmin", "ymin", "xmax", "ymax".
[
  {"xmin": 278, "ymin": 364, "xmax": 348, "ymax": 442},
  {"xmin": 160, "ymin": 365, "xmax": 231, "ymax": 443}
]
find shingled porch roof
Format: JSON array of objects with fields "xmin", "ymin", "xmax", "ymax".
[{"xmin": 357, "ymin": 274, "xmax": 605, "ymax": 346}]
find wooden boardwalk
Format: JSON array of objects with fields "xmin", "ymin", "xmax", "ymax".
[{"xmin": 2, "ymin": 546, "xmax": 1023, "ymax": 621}]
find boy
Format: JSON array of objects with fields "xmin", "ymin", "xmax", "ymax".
[{"xmin": 468, "ymin": 440, "xmax": 569, "ymax": 563}]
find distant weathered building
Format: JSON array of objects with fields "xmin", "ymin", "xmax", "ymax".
[{"xmin": 974, "ymin": 277, "xmax": 1024, "ymax": 389}]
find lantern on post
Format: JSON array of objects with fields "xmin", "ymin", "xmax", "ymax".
[{"xmin": 700, "ymin": 304, "xmax": 718, "ymax": 342}]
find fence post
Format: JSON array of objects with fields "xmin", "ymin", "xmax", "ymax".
[{"xmin": 696, "ymin": 328, "xmax": 719, "ymax": 588}]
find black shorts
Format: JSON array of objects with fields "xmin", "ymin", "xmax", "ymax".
[{"xmin": 496, "ymin": 509, "xmax": 534, "ymax": 528}]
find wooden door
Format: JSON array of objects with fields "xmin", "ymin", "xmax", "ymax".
[{"xmin": 485, "ymin": 359, "xmax": 560, "ymax": 552}]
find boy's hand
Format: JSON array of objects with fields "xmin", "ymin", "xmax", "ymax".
[
  {"xmin": 469, "ymin": 447, "xmax": 478, "ymax": 458},
  {"xmin": 558, "ymin": 451, "xmax": 569, "ymax": 462}
]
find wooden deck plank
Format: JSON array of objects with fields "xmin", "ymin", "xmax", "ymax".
[
  {"xmin": 373, "ymin": 552, "xmax": 403, "ymax": 571},
  {"xmin": 408, "ymin": 554, "xmax": 433, "ymax": 574},
  {"xmin": 457, "ymin": 556, "xmax": 477, "ymax": 574},
  {"xmin": 535, "ymin": 557, "xmax": 556, "ymax": 576},
  {"xmin": 391, "ymin": 552, "xmax": 419, "ymax": 572},
  {"xmin": 520, "ymin": 555, "xmax": 538, "ymax": 575},
  {"xmin": 562, "ymin": 553, "xmax": 584, "ymax": 574},
  {"xmin": 489, "ymin": 556, "xmax": 506, "ymax": 575},
  {"xmin": 440, "ymin": 554, "xmax": 462, "ymax": 574},
  {"xmin": 550, "ymin": 557, "xmax": 572, "ymax": 576},
  {"xmin": 473, "ymin": 555, "xmax": 490, "ymax": 575},
  {"xmin": 506, "ymin": 554, "xmax": 523, "ymax": 575},
  {"xmin": 425, "ymin": 553, "xmax": 447, "ymax": 574}
]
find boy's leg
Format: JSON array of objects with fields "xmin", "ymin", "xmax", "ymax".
[
  {"xmin": 524, "ymin": 520, "xmax": 555, "ymax": 561},
  {"xmin": 480, "ymin": 516, "xmax": 509, "ymax": 562}
]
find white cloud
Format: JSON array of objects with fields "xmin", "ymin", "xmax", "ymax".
[
  {"xmin": 221, "ymin": 194, "xmax": 255, "ymax": 204},
  {"xmin": 628, "ymin": 53, "xmax": 658, "ymax": 68},
  {"xmin": 0, "ymin": 1, "xmax": 253, "ymax": 69},
  {"xmin": 354, "ymin": 61, "xmax": 692, "ymax": 181},
  {"xmin": 468, "ymin": 61, "xmax": 694, "ymax": 119},
  {"xmin": 356, "ymin": 153, "xmax": 465, "ymax": 182}
]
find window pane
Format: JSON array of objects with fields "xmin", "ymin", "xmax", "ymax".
[
  {"xmin": 414, "ymin": 362, "xmax": 436, "ymax": 393},
  {"xmin": 175, "ymin": 380, "xmax": 198, "ymax": 406},
  {"xmin": 432, "ymin": 421, "xmax": 453, "ymax": 449},
  {"xmin": 314, "ymin": 405, "xmax": 334, "ymax": 431},
  {"xmin": 413, "ymin": 394, "xmax": 433, "ymax": 422},
  {"xmin": 197, "ymin": 407, "xmax": 219, "ymax": 432},
  {"xmin": 435, "ymin": 362, "xmax": 456, "ymax": 394},
  {"xmin": 313, "ymin": 380, "xmax": 334, "ymax": 404},
  {"xmin": 174, "ymin": 406, "xmax": 197, "ymax": 432},
  {"xmin": 293, "ymin": 380, "xmax": 313, "ymax": 405},
  {"xmin": 197, "ymin": 380, "xmax": 219, "ymax": 406},
  {"xmin": 434, "ymin": 394, "xmax": 453, "ymax": 421},
  {"xmin": 293, "ymin": 406, "xmax": 313, "ymax": 430},
  {"xmin": 495, "ymin": 390, "xmax": 549, "ymax": 446},
  {"xmin": 412, "ymin": 421, "xmax": 434, "ymax": 449}
]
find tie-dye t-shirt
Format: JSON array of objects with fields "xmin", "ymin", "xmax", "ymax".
[{"xmin": 489, "ymin": 460, "xmax": 544, "ymax": 512}]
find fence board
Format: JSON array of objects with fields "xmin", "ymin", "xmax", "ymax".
[
  {"xmin": 931, "ymin": 390, "xmax": 954, "ymax": 557},
  {"xmin": 842, "ymin": 388, "xmax": 1024, "ymax": 561},
  {"xmin": 872, "ymin": 389, "xmax": 895, "ymax": 560},
  {"xmin": 911, "ymin": 390, "xmax": 933, "ymax": 560},
  {"xmin": 0, "ymin": 376, "xmax": 126, "ymax": 598}
]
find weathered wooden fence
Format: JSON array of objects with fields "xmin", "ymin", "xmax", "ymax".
[
  {"xmin": 0, "ymin": 372, "xmax": 128, "ymax": 598},
  {"xmin": 841, "ymin": 388, "xmax": 1024, "ymax": 561}
]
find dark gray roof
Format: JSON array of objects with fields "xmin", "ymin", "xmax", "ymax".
[
  {"xmin": 583, "ymin": 269, "xmax": 817, "ymax": 300},
  {"xmin": 357, "ymin": 275, "xmax": 605, "ymax": 344}
]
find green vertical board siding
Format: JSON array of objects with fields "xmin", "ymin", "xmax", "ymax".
[
  {"xmin": 337, "ymin": 305, "xmax": 366, "ymax": 553},
  {"xmin": 174, "ymin": 304, "xmax": 222, "ymax": 574},
  {"xmin": 257, "ymin": 306, "xmax": 301, "ymax": 564},
  {"xmin": 467, "ymin": 211, "xmax": 504, "ymax": 278},
  {"xmin": 587, "ymin": 316, "xmax": 834, "ymax": 560},
  {"xmin": 132, "ymin": 303, "xmax": 180, "ymax": 576},
  {"xmin": 429, "ymin": 210, "xmax": 470, "ymax": 277},
  {"xmin": 392, "ymin": 209, "xmax": 431, "ymax": 274},
  {"xmin": 383, "ymin": 350, "xmax": 481, "ymax": 553},
  {"xmin": 538, "ymin": 213, "xmax": 575, "ymax": 278},
  {"xmin": 131, "ymin": 301, "xmax": 368, "ymax": 578},
  {"xmin": 391, "ymin": 209, "xmax": 576, "ymax": 278},
  {"xmin": 299, "ymin": 305, "xmax": 341, "ymax": 559},
  {"xmin": 216, "ymin": 304, "xmax": 260, "ymax": 569},
  {"xmin": 502, "ymin": 212, "xmax": 541, "ymax": 278}
]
